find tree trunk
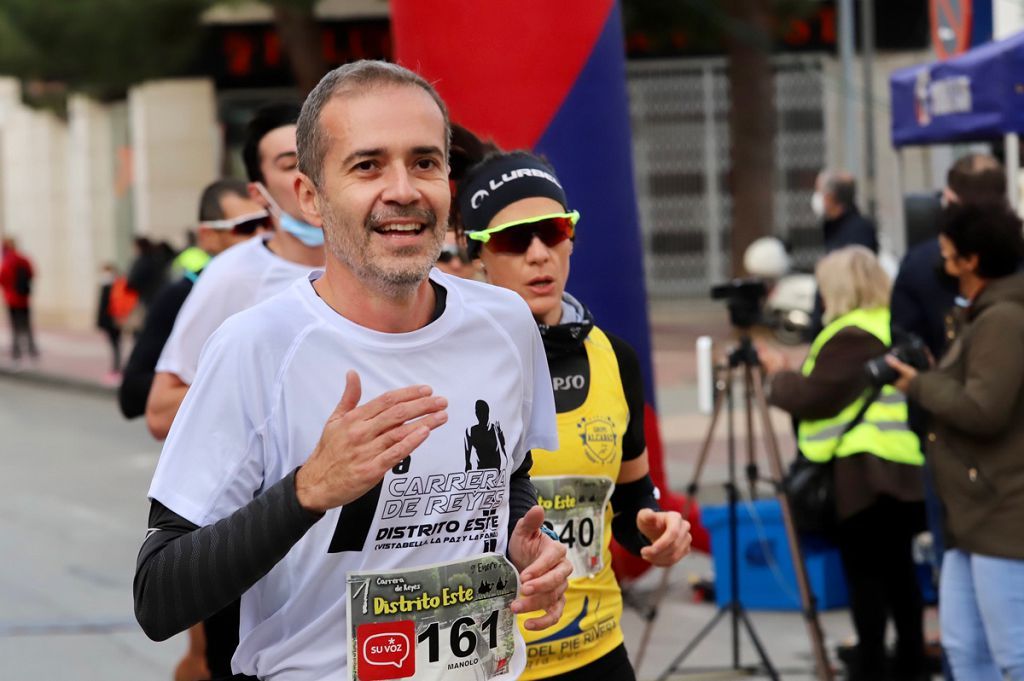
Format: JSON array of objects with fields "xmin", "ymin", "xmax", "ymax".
[
  {"xmin": 724, "ymin": 0, "xmax": 775, "ymax": 277},
  {"xmin": 271, "ymin": 2, "xmax": 326, "ymax": 95}
]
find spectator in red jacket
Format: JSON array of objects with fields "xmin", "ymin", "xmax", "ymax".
[{"xmin": 0, "ymin": 237, "xmax": 38, "ymax": 361}]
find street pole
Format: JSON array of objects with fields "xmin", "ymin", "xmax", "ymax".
[
  {"xmin": 860, "ymin": 0, "xmax": 877, "ymax": 220},
  {"xmin": 838, "ymin": 0, "xmax": 859, "ymax": 177}
]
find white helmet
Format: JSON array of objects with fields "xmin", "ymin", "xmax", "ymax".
[{"xmin": 744, "ymin": 237, "xmax": 790, "ymax": 279}]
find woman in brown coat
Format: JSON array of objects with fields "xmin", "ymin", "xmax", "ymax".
[{"xmin": 888, "ymin": 202, "xmax": 1024, "ymax": 681}]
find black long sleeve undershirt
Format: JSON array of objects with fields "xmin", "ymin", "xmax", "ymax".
[
  {"xmin": 135, "ymin": 457, "xmax": 539, "ymax": 642},
  {"xmin": 133, "ymin": 468, "xmax": 320, "ymax": 641}
]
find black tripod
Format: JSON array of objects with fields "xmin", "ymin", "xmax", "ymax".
[{"xmin": 651, "ymin": 334, "xmax": 833, "ymax": 681}]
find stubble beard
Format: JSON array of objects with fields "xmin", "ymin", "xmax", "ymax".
[{"xmin": 320, "ymin": 198, "xmax": 446, "ymax": 300}]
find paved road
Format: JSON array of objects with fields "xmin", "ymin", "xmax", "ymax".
[{"xmin": 0, "ymin": 378, "xmax": 183, "ymax": 680}]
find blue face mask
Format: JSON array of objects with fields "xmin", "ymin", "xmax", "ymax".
[
  {"xmin": 279, "ymin": 211, "xmax": 324, "ymax": 247},
  {"xmin": 255, "ymin": 182, "xmax": 324, "ymax": 248}
]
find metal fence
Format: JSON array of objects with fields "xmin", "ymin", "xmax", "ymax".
[{"xmin": 628, "ymin": 55, "xmax": 827, "ymax": 297}]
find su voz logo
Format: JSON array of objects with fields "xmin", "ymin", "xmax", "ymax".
[{"xmin": 356, "ymin": 620, "xmax": 416, "ymax": 680}]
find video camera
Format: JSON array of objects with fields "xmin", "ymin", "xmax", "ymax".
[
  {"xmin": 864, "ymin": 335, "xmax": 930, "ymax": 386},
  {"xmin": 710, "ymin": 279, "xmax": 767, "ymax": 329}
]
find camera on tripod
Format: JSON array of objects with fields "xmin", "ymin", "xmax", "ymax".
[
  {"xmin": 710, "ymin": 278, "xmax": 767, "ymax": 329},
  {"xmin": 864, "ymin": 335, "xmax": 930, "ymax": 386}
]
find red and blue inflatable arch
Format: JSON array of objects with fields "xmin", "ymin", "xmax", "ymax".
[{"xmin": 392, "ymin": 0, "xmax": 709, "ymax": 572}]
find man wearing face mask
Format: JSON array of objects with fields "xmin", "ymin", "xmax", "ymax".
[
  {"xmin": 812, "ymin": 170, "xmax": 879, "ymax": 253},
  {"xmin": 145, "ymin": 103, "xmax": 325, "ymax": 441},
  {"xmin": 808, "ymin": 171, "xmax": 879, "ymax": 336},
  {"xmin": 892, "ymin": 154, "xmax": 1006, "ymax": 360}
]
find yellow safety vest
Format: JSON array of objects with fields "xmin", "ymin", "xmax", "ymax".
[
  {"xmin": 173, "ymin": 246, "xmax": 210, "ymax": 276},
  {"xmin": 797, "ymin": 308, "xmax": 923, "ymax": 466},
  {"xmin": 519, "ymin": 326, "xmax": 628, "ymax": 678}
]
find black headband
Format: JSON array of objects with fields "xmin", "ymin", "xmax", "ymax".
[{"xmin": 457, "ymin": 153, "xmax": 568, "ymax": 232}]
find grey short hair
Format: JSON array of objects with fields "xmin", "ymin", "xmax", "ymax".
[
  {"xmin": 820, "ymin": 170, "xmax": 857, "ymax": 210},
  {"xmin": 296, "ymin": 60, "xmax": 451, "ymax": 188}
]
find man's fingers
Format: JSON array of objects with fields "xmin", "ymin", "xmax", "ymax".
[
  {"xmin": 518, "ymin": 537, "xmax": 567, "ymax": 583},
  {"xmin": 374, "ymin": 411, "xmax": 449, "ymax": 453},
  {"xmin": 518, "ymin": 591, "xmax": 567, "ymax": 631},
  {"xmin": 511, "ymin": 506, "xmax": 546, "ymax": 541},
  {"xmin": 366, "ymin": 394, "xmax": 448, "ymax": 438},
  {"xmin": 333, "ymin": 370, "xmax": 362, "ymax": 417},
  {"xmin": 351, "ymin": 384, "xmax": 435, "ymax": 421},
  {"xmin": 377, "ymin": 414, "xmax": 449, "ymax": 469}
]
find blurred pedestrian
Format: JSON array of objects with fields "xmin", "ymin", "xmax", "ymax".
[
  {"xmin": 892, "ymin": 154, "xmax": 1006, "ymax": 360},
  {"xmin": 888, "ymin": 202, "xmax": 1024, "ymax": 681},
  {"xmin": 760, "ymin": 246, "xmax": 926, "ymax": 681},
  {"xmin": 813, "ymin": 171, "xmax": 879, "ymax": 253},
  {"xmin": 96, "ymin": 263, "xmax": 123, "ymax": 381},
  {"xmin": 809, "ymin": 171, "xmax": 879, "ymax": 335},
  {"xmin": 435, "ymin": 230, "xmax": 473, "ymax": 278},
  {"xmin": 0, "ymin": 237, "xmax": 38, "ymax": 361},
  {"xmin": 118, "ymin": 178, "xmax": 267, "ymax": 420},
  {"xmin": 144, "ymin": 103, "xmax": 324, "ymax": 441}
]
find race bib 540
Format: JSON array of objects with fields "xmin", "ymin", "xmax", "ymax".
[{"xmin": 533, "ymin": 476, "xmax": 614, "ymax": 578}]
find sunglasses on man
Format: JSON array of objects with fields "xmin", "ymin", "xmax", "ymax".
[
  {"xmin": 200, "ymin": 210, "xmax": 272, "ymax": 236},
  {"xmin": 467, "ymin": 211, "xmax": 578, "ymax": 256},
  {"xmin": 437, "ymin": 243, "xmax": 469, "ymax": 264}
]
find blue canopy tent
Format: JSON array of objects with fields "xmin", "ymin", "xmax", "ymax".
[{"xmin": 890, "ymin": 30, "xmax": 1024, "ymax": 210}]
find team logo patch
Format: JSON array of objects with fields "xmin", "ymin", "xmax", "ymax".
[
  {"xmin": 576, "ymin": 417, "xmax": 618, "ymax": 464},
  {"xmin": 356, "ymin": 620, "xmax": 416, "ymax": 680}
]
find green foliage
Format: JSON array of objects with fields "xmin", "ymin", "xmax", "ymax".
[{"xmin": 0, "ymin": 0, "xmax": 213, "ymax": 100}]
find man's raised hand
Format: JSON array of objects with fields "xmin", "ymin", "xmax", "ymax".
[
  {"xmin": 507, "ymin": 506, "xmax": 572, "ymax": 631},
  {"xmin": 295, "ymin": 371, "xmax": 448, "ymax": 513}
]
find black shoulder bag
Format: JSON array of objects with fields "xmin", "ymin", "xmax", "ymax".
[{"xmin": 782, "ymin": 386, "xmax": 882, "ymax": 537}]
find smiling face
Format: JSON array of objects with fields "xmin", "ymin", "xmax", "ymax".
[
  {"xmin": 296, "ymin": 85, "xmax": 450, "ymax": 298},
  {"xmin": 478, "ymin": 196, "xmax": 572, "ymax": 326}
]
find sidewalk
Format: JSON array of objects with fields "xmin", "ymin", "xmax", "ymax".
[{"xmin": 0, "ymin": 325, "xmax": 129, "ymax": 394}]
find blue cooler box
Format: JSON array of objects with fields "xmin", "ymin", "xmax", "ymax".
[{"xmin": 703, "ymin": 499, "xmax": 849, "ymax": 611}]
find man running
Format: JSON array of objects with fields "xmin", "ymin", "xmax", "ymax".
[{"xmin": 134, "ymin": 60, "xmax": 571, "ymax": 681}]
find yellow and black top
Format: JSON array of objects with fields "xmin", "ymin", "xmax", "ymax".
[{"xmin": 519, "ymin": 311, "xmax": 647, "ymax": 679}]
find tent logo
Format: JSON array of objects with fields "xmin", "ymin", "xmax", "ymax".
[{"xmin": 915, "ymin": 69, "xmax": 972, "ymax": 127}]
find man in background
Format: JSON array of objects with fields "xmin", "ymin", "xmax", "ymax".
[
  {"xmin": 118, "ymin": 178, "xmax": 267, "ymax": 420},
  {"xmin": 144, "ymin": 103, "xmax": 325, "ymax": 440}
]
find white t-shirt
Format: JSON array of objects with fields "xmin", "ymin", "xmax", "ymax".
[
  {"xmin": 148, "ymin": 270, "xmax": 558, "ymax": 681},
  {"xmin": 155, "ymin": 236, "xmax": 313, "ymax": 385}
]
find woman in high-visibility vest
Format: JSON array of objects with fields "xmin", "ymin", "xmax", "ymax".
[
  {"xmin": 457, "ymin": 150, "xmax": 693, "ymax": 681},
  {"xmin": 758, "ymin": 246, "xmax": 926, "ymax": 681},
  {"xmin": 888, "ymin": 202, "xmax": 1024, "ymax": 681}
]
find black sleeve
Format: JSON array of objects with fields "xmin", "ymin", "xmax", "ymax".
[
  {"xmin": 507, "ymin": 451, "xmax": 536, "ymax": 538},
  {"xmin": 890, "ymin": 257, "xmax": 927, "ymax": 346},
  {"xmin": 606, "ymin": 332, "xmax": 647, "ymax": 460},
  {"xmin": 118, "ymin": 279, "xmax": 192, "ymax": 419},
  {"xmin": 610, "ymin": 474, "xmax": 661, "ymax": 556},
  {"xmin": 133, "ymin": 468, "xmax": 322, "ymax": 642}
]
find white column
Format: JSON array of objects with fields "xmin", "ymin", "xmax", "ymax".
[
  {"xmin": 3, "ymin": 105, "xmax": 70, "ymax": 326},
  {"xmin": 128, "ymin": 78, "xmax": 219, "ymax": 248},
  {"xmin": 64, "ymin": 95, "xmax": 118, "ymax": 328}
]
